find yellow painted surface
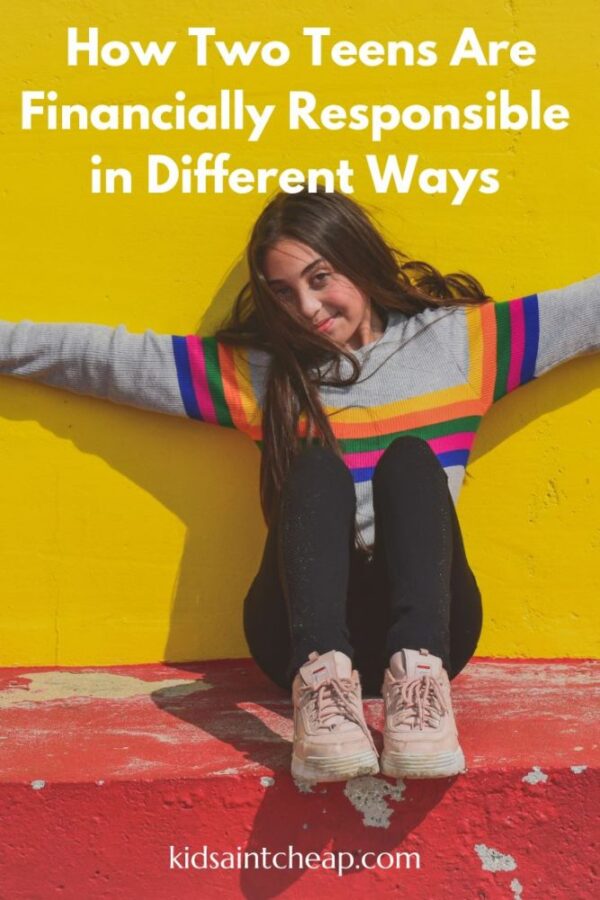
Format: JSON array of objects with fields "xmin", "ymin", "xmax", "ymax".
[{"xmin": 0, "ymin": 1, "xmax": 598, "ymax": 665}]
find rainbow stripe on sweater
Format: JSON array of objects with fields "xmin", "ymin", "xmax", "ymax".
[
  {"xmin": 493, "ymin": 293, "xmax": 540, "ymax": 400},
  {"xmin": 171, "ymin": 296, "xmax": 541, "ymax": 488}
]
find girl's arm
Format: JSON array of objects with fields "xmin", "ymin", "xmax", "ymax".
[
  {"xmin": 0, "ymin": 320, "xmax": 255, "ymax": 430},
  {"xmin": 475, "ymin": 273, "xmax": 600, "ymax": 405}
]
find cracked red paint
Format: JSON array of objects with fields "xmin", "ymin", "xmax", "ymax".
[{"xmin": 0, "ymin": 657, "xmax": 597, "ymax": 897}]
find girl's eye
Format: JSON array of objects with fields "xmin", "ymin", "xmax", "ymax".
[{"xmin": 273, "ymin": 271, "xmax": 330, "ymax": 299}]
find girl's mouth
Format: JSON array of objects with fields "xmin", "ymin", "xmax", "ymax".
[{"xmin": 316, "ymin": 313, "xmax": 340, "ymax": 331}]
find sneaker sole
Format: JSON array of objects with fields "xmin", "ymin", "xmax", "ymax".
[
  {"xmin": 291, "ymin": 749, "xmax": 379, "ymax": 783},
  {"xmin": 381, "ymin": 747, "xmax": 466, "ymax": 779}
]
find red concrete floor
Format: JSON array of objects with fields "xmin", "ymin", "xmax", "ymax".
[{"xmin": 0, "ymin": 657, "xmax": 598, "ymax": 899}]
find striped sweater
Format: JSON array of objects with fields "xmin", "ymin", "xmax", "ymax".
[{"xmin": 1, "ymin": 274, "xmax": 598, "ymax": 548}]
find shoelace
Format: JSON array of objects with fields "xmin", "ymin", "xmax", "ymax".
[
  {"xmin": 388, "ymin": 674, "xmax": 448, "ymax": 731},
  {"xmin": 300, "ymin": 676, "xmax": 379, "ymax": 756}
]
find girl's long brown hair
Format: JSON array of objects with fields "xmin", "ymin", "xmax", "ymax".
[{"xmin": 214, "ymin": 184, "xmax": 492, "ymax": 555}]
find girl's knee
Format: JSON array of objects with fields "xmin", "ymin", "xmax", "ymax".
[
  {"xmin": 289, "ymin": 443, "xmax": 354, "ymax": 488},
  {"xmin": 373, "ymin": 436, "xmax": 447, "ymax": 486}
]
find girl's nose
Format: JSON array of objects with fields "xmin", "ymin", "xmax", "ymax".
[{"xmin": 297, "ymin": 286, "xmax": 323, "ymax": 319}]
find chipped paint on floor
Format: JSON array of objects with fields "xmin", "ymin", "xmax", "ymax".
[
  {"xmin": 474, "ymin": 843, "xmax": 518, "ymax": 872},
  {"xmin": 522, "ymin": 765, "xmax": 549, "ymax": 784},
  {"xmin": 0, "ymin": 671, "xmax": 212, "ymax": 707},
  {"xmin": 343, "ymin": 775, "xmax": 406, "ymax": 828}
]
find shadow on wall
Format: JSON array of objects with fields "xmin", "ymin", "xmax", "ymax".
[{"xmin": 0, "ymin": 255, "xmax": 597, "ymax": 665}]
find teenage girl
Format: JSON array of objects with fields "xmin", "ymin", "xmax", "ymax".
[{"xmin": 1, "ymin": 185, "xmax": 598, "ymax": 784}]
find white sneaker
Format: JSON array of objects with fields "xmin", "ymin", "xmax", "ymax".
[
  {"xmin": 291, "ymin": 650, "xmax": 379, "ymax": 783},
  {"xmin": 381, "ymin": 648, "xmax": 466, "ymax": 779}
]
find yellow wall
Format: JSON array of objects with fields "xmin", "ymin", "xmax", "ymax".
[{"xmin": 0, "ymin": 1, "xmax": 598, "ymax": 665}]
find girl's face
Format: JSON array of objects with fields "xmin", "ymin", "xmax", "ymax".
[{"xmin": 263, "ymin": 239, "xmax": 384, "ymax": 351}]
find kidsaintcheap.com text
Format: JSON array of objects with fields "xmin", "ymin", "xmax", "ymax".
[{"xmin": 168, "ymin": 844, "xmax": 421, "ymax": 876}]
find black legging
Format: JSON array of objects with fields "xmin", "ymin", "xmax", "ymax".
[{"xmin": 243, "ymin": 436, "xmax": 483, "ymax": 698}]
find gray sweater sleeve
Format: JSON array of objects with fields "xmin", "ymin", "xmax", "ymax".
[
  {"xmin": 0, "ymin": 320, "xmax": 188, "ymax": 417},
  {"xmin": 535, "ymin": 273, "xmax": 600, "ymax": 376}
]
